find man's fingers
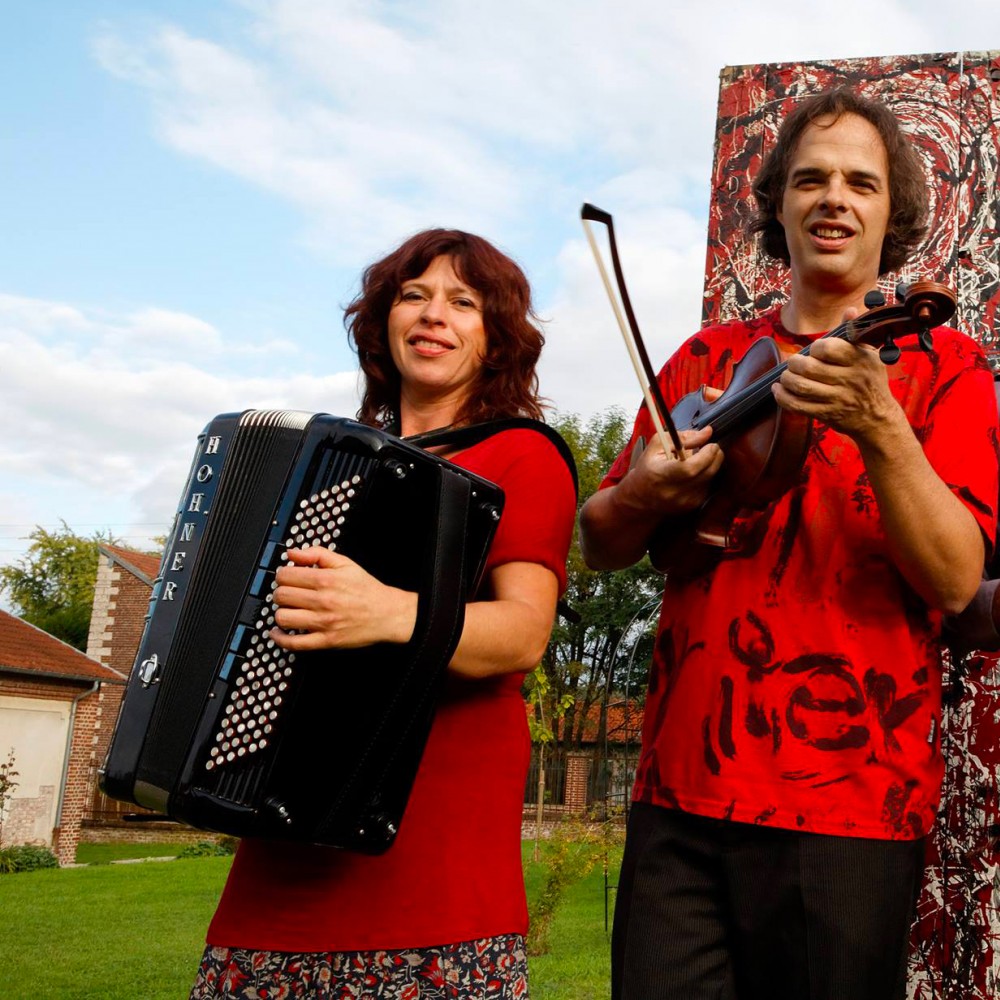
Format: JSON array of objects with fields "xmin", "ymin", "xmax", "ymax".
[
  {"xmin": 778, "ymin": 369, "xmax": 833, "ymax": 400},
  {"xmin": 678, "ymin": 425, "xmax": 714, "ymax": 448}
]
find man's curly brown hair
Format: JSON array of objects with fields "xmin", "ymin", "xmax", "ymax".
[{"xmin": 750, "ymin": 88, "xmax": 929, "ymax": 275}]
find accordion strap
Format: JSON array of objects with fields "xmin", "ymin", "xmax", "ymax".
[
  {"xmin": 404, "ymin": 418, "xmax": 579, "ymax": 499},
  {"xmin": 319, "ymin": 462, "xmax": 473, "ymax": 839},
  {"xmin": 408, "ymin": 465, "xmax": 472, "ymax": 671}
]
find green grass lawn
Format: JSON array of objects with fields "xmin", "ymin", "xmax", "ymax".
[
  {"xmin": 0, "ymin": 856, "xmax": 227, "ymax": 1000},
  {"xmin": 74, "ymin": 841, "xmax": 191, "ymax": 865},
  {"xmin": 1, "ymin": 842, "xmax": 615, "ymax": 999}
]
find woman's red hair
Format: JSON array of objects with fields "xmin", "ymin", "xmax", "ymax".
[{"xmin": 345, "ymin": 229, "xmax": 545, "ymax": 428}]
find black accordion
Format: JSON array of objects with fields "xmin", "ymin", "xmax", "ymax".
[{"xmin": 100, "ymin": 410, "xmax": 504, "ymax": 853}]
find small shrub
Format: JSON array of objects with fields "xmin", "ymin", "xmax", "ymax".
[
  {"xmin": 525, "ymin": 810, "xmax": 624, "ymax": 956},
  {"xmin": 0, "ymin": 844, "xmax": 59, "ymax": 874},
  {"xmin": 177, "ymin": 838, "xmax": 237, "ymax": 858}
]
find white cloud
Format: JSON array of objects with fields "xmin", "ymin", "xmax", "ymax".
[
  {"xmin": 124, "ymin": 307, "xmax": 223, "ymax": 352},
  {"xmin": 90, "ymin": 0, "xmax": 956, "ymax": 250},
  {"xmin": 85, "ymin": 0, "xmax": 988, "ymax": 344},
  {"xmin": 535, "ymin": 164, "xmax": 710, "ymax": 419},
  {"xmin": 0, "ymin": 294, "xmax": 363, "ymax": 543},
  {"xmin": 0, "ymin": 294, "xmax": 95, "ymax": 337}
]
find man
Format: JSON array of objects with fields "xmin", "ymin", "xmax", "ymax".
[{"xmin": 580, "ymin": 89, "xmax": 999, "ymax": 1000}]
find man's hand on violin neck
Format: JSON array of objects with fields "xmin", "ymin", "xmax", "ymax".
[
  {"xmin": 622, "ymin": 426, "xmax": 724, "ymax": 516},
  {"xmin": 772, "ymin": 335, "xmax": 902, "ymax": 441}
]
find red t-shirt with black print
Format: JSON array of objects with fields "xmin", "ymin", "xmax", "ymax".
[{"xmin": 601, "ymin": 311, "xmax": 998, "ymax": 840}]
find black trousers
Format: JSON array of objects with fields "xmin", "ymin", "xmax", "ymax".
[{"xmin": 611, "ymin": 803, "xmax": 925, "ymax": 1000}]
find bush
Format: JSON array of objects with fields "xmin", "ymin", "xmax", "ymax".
[
  {"xmin": 177, "ymin": 837, "xmax": 238, "ymax": 859},
  {"xmin": 525, "ymin": 811, "xmax": 624, "ymax": 956},
  {"xmin": 0, "ymin": 844, "xmax": 59, "ymax": 874}
]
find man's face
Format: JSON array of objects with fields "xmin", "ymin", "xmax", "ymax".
[{"xmin": 777, "ymin": 113, "xmax": 891, "ymax": 295}]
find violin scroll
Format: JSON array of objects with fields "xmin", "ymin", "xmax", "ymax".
[
  {"xmin": 902, "ymin": 280, "xmax": 956, "ymax": 329},
  {"xmin": 849, "ymin": 280, "xmax": 956, "ymax": 365}
]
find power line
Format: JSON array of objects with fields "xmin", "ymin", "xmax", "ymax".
[{"xmin": 0, "ymin": 523, "xmax": 168, "ymax": 528}]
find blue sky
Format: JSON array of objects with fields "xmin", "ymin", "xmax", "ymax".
[{"xmin": 1, "ymin": 0, "xmax": 997, "ymax": 583}]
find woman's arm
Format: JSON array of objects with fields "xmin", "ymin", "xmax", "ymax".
[{"xmin": 269, "ymin": 547, "xmax": 558, "ymax": 679}]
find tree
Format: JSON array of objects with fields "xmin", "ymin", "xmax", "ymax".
[
  {"xmin": 0, "ymin": 523, "xmax": 116, "ymax": 650},
  {"xmin": 537, "ymin": 410, "xmax": 663, "ymax": 757},
  {"xmin": 524, "ymin": 663, "xmax": 575, "ymax": 859}
]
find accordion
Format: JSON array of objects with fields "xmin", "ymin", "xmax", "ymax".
[{"xmin": 100, "ymin": 410, "xmax": 504, "ymax": 853}]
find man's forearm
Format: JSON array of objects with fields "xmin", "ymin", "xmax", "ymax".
[
  {"xmin": 860, "ymin": 408, "xmax": 985, "ymax": 614},
  {"xmin": 579, "ymin": 483, "xmax": 662, "ymax": 571}
]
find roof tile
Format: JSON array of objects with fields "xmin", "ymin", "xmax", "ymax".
[{"xmin": 0, "ymin": 610, "xmax": 126, "ymax": 683}]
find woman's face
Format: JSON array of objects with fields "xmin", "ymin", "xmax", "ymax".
[{"xmin": 387, "ymin": 255, "xmax": 487, "ymax": 410}]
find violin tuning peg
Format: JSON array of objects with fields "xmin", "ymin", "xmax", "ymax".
[
  {"xmin": 864, "ymin": 289, "xmax": 886, "ymax": 309},
  {"xmin": 918, "ymin": 328, "xmax": 934, "ymax": 353},
  {"xmin": 895, "ymin": 282, "xmax": 910, "ymax": 303},
  {"xmin": 879, "ymin": 336, "xmax": 901, "ymax": 365}
]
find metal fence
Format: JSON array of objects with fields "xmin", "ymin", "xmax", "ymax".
[
  {"xmin": 523, "ymin": 747, "xmax": 566, "ymax": 806},
  {"xmin": 523, "ymin": 748, "xmax": 636, "ymax": 811},
  {"xmin": 587, "ymin": 754, "xmax": 637, "ymax": 815}
]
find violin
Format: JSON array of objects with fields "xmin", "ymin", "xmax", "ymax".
[
  {"xmin": 646, "ymin": 281, "xmax": 957, "ymax": 574},
  {"xmin": 579, "ymin": 202, "xmax": 957, "ymax": 577}
]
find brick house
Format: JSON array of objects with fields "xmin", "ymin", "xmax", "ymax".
[
  {"xmin": 84, "ymin": 543, "xmax": 160, "ymax": 801},
  {"xmin": 86, "ymin": 543, "xmax": 160, "ymax": 678},
  {"xmin": 0, "ymin": 610, "xmax": 125, "ymax": 865},
  {"xmin": 82, "ymin": 543, "xmax": 164, "ymax": 833}
]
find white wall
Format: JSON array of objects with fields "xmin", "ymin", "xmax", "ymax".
[{"xmin": 0, "ymin": 695, "xmax": 69, "ymax": 846}]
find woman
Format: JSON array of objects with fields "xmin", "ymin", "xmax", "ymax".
[{"xmin": 191, "ymin": 229, "xmax": 576, "ymax": 999}]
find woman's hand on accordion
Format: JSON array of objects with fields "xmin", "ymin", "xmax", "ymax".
[
  {"xmin": 269, "ymin": 546, "xmax": 559, "ymax": 679},
  {"xmin": 270, "ymin": 546, "xmax": 418, "ymax": 651}
]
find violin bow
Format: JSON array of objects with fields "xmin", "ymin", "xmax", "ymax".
[{"xmin": 580, "ymin": 203, "xmax": 687, "ymax": 460}]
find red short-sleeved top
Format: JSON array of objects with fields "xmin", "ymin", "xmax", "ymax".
[
  {"xmin": 206, "ymin": 427, "xmax": 576, "ymax": 952},
  {"xmin": 601, "ymin": 311, "xmax": 998, "ymax": 840}
]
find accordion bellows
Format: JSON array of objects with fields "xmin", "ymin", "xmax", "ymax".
[{"xmin": 100, "ymin": 410, "xmax": 504, "ymax": 853}]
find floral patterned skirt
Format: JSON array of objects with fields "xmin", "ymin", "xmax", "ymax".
[{"xmin": 189, "ymin": 934, "xmax": 530, "ymax": 999}]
